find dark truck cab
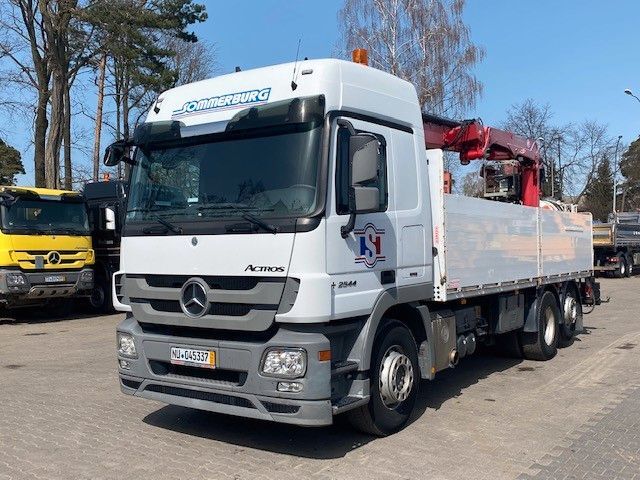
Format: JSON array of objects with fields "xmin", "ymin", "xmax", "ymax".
[{"xmin": 83, "ymin": 180, "xmax": 127, "ymax": 311}]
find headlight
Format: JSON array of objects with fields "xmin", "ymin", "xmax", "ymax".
[
  {"xmin": 261, "ymin": 348, "xmax": 306, "ymax": 378},
  {"xmin": 117, "ymin": 332, "xmax": 137, "ymax": 358},
  {"xmin": 6, "ymin": 273, "xmax": 27, "ymax": 287}
]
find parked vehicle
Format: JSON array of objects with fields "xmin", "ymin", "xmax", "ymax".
[
  {"xmin": 0, "ymin": 186, "xmax": 94, "ymax": 311},
  {"xmin": 83, "ymin": 180, "xmax": 127, "ymax": 312},
  {"xmin": 105, "ymin": 54, "xmax": 599, "ymax": 436},
  {"xmin": 593, "ymin": 212, "xmax": 640, "ymax": 278}
]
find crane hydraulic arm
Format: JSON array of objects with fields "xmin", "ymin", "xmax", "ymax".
[{"xmin": 422, "ymin": 114, "xmax": 542, "ymax": 207}]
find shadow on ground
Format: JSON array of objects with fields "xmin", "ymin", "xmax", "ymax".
[
  {"xmin": 143, "ymin": 351, "xmax": 521, "ymax": 459},
  {"xmin": 0, "ymin": 304, "xmax": 107, "ymax": 325}
]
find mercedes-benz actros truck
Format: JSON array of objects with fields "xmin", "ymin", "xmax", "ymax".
[{"xmin": 106, "ymin": 53, "xmax": 598, "ymax": 436}]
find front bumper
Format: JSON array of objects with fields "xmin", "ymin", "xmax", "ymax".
[
  {"xmin": 117, "ymin": 316, "xmax": 333, "ymax": 426},
  {"xmin": 0, "ymin": 268, "xmax": 94, "ymax": 300}
]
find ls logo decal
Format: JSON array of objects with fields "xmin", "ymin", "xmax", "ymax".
[{"xmin": 355, "ymin": 223, "xmax": 386, "ymax": 268}]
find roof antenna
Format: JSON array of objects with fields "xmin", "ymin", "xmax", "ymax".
[{"xmin": 291, "ymin": 37, "xmax": 302, "ymax": 91}]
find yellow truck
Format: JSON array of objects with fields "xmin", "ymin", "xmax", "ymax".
[{"xmin": 0, "ymin": 186, "xmax": 94, "ymax": 309}]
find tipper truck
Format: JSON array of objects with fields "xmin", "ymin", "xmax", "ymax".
[
  {"xmin": 0, "ymin": 186, "xmax": 94, "ymax": 310},
  {"xmin": 105, "ymin": 53, "xmax": 598, "ymax": 435},
  {"xmin": 593, "ymin": 212, "xmax": 640, "ymax": 278}
]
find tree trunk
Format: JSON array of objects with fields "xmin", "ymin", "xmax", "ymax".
[
  {"xmin": 34, "ymin": 89, "xmax": 49, "ymax": 187},
  {"xmin": 63, "ymin": 73, "xmax": 72, "ymax": 190},
  {"xmin": 122, "ymin": 73, "xmax": 131, "ymax": 181},
  {"xmin": 45, "ymin": 72, "xmax": 64, "ymax": 189},
  {"xmin": 92, "ymin": 53, "xmax": 107, "ymax": 182}
]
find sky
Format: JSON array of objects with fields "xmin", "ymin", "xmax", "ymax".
[{"xmin": 3, "ymin": 0, "xmax": 640, "ymax": 185}]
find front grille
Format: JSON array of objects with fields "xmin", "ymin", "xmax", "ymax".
[
  {"xmin": 142, "ymin": 274, "xmax": 282, "ymax": 290},
  {"xmin": 115, "ymin": 273, "xmax": 126, "ymax": 303},
  {"xmin": 137, "ymin": 299, "xmax": 276, "ymax": 317},
  {"xmin": 144, "ymin": 384, "xmax": 255, "ymax": 409},
  {"xmin": 261, "ymin": 401, "xmax": 300, "ymax": 414},
  {"xmin": 149, "ymin": 360, "xmax": 247, "ymax": 386},
  {"xmin": 126, "ymin": 274, "xmax": 293, "ymax": 331}
]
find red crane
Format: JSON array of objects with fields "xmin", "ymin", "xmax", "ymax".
[{"xmin": 422, "ymin": 114, "xmax": 542, "ymax": 207}]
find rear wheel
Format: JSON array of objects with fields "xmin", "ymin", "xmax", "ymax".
[
  {"xmin": 614, "ymin": 253, "xmax": 627, "ymax": 278},
  {"xmin": 348, "ymin": 321, "xmax": 419, "ymax": 436},
  {"xmin": 625, "ymin": 255, "xmax": 633, "ymax": 277},
  {"xmin": 559, "ymin": 287, "xmax": 582, "ymax": 347},
  {"xmin": 521, "ymin": 291, "xmax": 559, "ymax": 361}
]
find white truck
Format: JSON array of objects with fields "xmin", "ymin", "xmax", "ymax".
[{"xmin": 105, "ymin": 55, "xmax": 598, "ymax": 435}]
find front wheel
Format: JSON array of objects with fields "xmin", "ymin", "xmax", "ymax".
[
  {"xmin": 88, "ymin": 272, "xmax": 113, "ymax": 313},
  {"xmin": 348, "ymin": 321, "xmax": 420, "ymax": 436}
]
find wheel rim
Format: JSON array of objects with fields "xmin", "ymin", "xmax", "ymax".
[
  {"xmin": 543, "ymin": 306, "xmax": 556, "ymax": 345},
  {"xmin": 379, "ymin": 346, "xmax": 414, "ymax": 409},
  {"xmin": 620, "ymin": 261, "xmax": 626, "ymax": 275},
  {"xmin": 90, "ymin": 286, "xmax": 105, "ymax": 308},
  {"xmin": 563, "ymin": 295, "xmax": 578, "ymax": 326}
]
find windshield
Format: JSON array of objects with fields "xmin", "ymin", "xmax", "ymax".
[
  {"xmin": 126, "ymin": 125, "xmax": 323, "ymax": 226},
  {"xmin": 1, "ymin": 198, "xmax": 90, "ymax": 235}
]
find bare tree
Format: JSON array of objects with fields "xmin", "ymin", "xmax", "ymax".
[
  {"xmin": 461, "ymin": 170, "xmax": 483, "ymax": 197},
  {"xmin": 0, "ymin": 0, "xmax": 51, "ymax": 186},
  {"xmin": 338, "ymin": 0, "xmax": 484, "ymax": 116},
  {"xmin": 165, "ymin": 37, "xmax": 217, "ymax": 86}
]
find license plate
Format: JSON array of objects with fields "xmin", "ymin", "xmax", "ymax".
[
  {"xmin": 170, "ymin": 347, "xmax": 216, "ymax": 369},
  {"xmin": 44, "ymin": 275, "xmax": 65, "ymax": 283}
]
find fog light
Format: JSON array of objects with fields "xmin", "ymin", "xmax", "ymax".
[
  {"xmin": 117, "ymin": 332, "xmax": 137, "ymax": 358},
  {"xmin": 261, "ymin": 348, "xmax": 306, "ymax": 378},
  {"xmin": 80, "ymin": 270, "xmax": 94, "ymax": 282},
  {"xmin": 119, "ymin": 359, "xmax": 131, "ymax": 370},
  {"xmin": 6, "ymin": 273, "xmax": 27, "ymax": 287},
  {"xmin": 277, "ymin": 381, "xmax": 303, "ymax": 393}
]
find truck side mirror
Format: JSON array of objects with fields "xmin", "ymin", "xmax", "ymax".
[
  {"xmin": 350, "ymin": 133, "xmax": 381, "ymax": 214},
  {"xmin": 104, "ymin": 207, "xmax": 116, "ymax": 231},
  {"xmin": 104, "ymin": 140, "xmax": 133, "ymax": 166},
  {"xmin": 337, "ymin": 117, "xmax": 382, "ymax": 238}
]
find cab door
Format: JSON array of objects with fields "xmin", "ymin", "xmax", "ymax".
[{"xmin": 325, "ymin": 116, "xmax": 397, "ymax": 319}]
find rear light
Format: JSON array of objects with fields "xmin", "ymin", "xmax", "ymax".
[{"xmin": 608, "ymin": 257, "xmax": 619, "ymax": 263}]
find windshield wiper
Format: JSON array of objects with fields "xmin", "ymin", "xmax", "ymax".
[
  {"xmin": 239, "ymin": 211, "xmax": 278, "ymax": 234},
  {"xmin": 56, "ymin": 227, "xmax": 88, "ymax": 236},
  {"xmin": 153, "ymin": 216, "xmax": 182, "ymax": 234},
  {"xmin": 198, "ymin": 204, "xmax": 278, "ymax": 234}
]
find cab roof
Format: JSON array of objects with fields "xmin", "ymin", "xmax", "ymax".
[{"xmin": 0, "ymin": 186, "xmax": 81, "ymax": 198}]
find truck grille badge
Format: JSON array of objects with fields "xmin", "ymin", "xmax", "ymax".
[{"xmin": 179, "ymin": 279, "xmax": 209, "ymax": 318}]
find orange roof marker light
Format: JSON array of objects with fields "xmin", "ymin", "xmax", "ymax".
[{"xmin": 352, "ymin": 48, "xmax": 368, "ymax": 66}]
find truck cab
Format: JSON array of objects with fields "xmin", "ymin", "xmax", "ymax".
[
  {"xmin": 0, "ymin": 186, "xmax": 95, "ymax": 309},
  {"xmin": 84, "ymin": 180, "xmax": 127, "ymax": 311}
]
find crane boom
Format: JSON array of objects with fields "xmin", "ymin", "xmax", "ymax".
[{"xmin": 422, "ymin": 114, "xmax": 542, "ymax": 207}]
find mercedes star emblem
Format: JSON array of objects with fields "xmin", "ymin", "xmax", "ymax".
[
  {"xmin": 179, "ymin": 278, "xmax": 209, "ymax": 318},
  {"xmin": 47, "ymin": 251, "xmax": 62, "ymax": 265}
]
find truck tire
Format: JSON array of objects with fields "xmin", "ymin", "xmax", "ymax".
[
  {"xmin": 348, "ymin": 320, "xmax": 419, "ymax": 436},
  {"xmin": 625, "ymin": 255, "xmax": 633, "ymax": 277},
  {"xmin": 614, "ymin": 253, "xmax": 627, "ymax": 278},
  {"xmin": 559, "ymin": 287, "xmax": 582, "ymax": 347},
  {"xmin": 88, "ymin": 271, "xmax": 113, "ymax": 313},
  {"xmin": 521, "ymin": 291, "xmax": 559, "ymax": 361}
]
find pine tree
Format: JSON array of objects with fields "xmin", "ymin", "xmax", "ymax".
[
  {"xmin": 582, "ymin": 157, "xmax": 613, "ymax": 222},
  {"xmin": 0, "ymin": 139, "xmax": 25, "ymax": 185}
]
